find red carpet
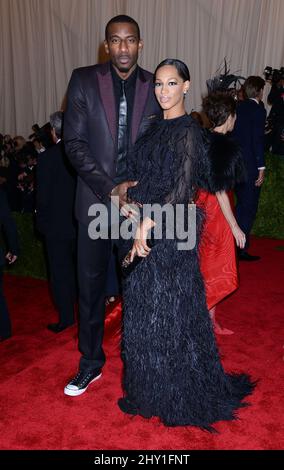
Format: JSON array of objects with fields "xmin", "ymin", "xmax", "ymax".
[{"xmin": 0, "ymin": 237, "xmax": 283, "ymax": 450}]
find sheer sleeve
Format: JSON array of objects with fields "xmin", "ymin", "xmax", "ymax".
[{"xmin": 165, "ymin": 121, "xmax": 209, "ymax": 205}]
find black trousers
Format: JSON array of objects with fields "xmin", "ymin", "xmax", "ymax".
[
  {"xmin": 77, "ymin": 222, "xmax": 115, "ymax": 372},
  {"xmin": 45, "ymin": 237, "xmax": 76, "ymax": 326},
  {"xmin": 0, "ymin": 267, "xmax": 12, "ymax": 338},
  {"xmin": 235, "ymin": 179, "xmax": 261, "ymax": 251}
]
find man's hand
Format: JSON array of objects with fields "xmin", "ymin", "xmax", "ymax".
[
  {"xmin": 255, "ymin": 169, "xmax": 265, "ymax": 187},
  {"xmin": 6, "ymin": 252, "xmax": 18, "ymax": 264},
  {"xmin": 110, "ymin": 181, "xmax": 139, "ymax": 219},
  {"xmin": 111, "ymin": 180, "xmax": 138, "ymax": 207}
]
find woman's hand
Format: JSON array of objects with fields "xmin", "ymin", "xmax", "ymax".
[
  {"xmin": 130, "ymin": 217, "xmax": 155, "ymax": 262},
  {"xmin": 216, "ymin": 191, "xmax": 246, "ymax": 249},
  {"xmin": 231, "ymin": 224, "xmax": 246, "ymax": 249}
]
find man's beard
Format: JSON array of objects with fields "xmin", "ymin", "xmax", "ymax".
[{"xmin": 117, "ymin": 65, "xmax": 131, "ymax": 73}]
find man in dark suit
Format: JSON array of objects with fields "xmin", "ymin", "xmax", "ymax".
[
  {"xmin": 36, "ymin": 111, "xmax": 77, "ymax": 333},
  {"xmin": 64, "ymin": 15, "xmax": 161, "ymax": 396},
  {"xmin": 267, "ymin": 77, "xmax": 284, "ymax": 156},
  {"xmin": 233, "ymin": 76, "xmax": 266, "ymax": 261},
  {"xmin": 0, "ymin": 189, "xmax": 19, "ymax": 341}
]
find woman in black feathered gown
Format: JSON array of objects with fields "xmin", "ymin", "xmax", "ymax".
[{"xmin": 118, "ymin": 59, "xmax": 255, "ymax": 431}]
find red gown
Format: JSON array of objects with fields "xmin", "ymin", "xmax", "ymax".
[{"xmin": 196, "ymin": 189, "xmax": 238, "ymax": 310}]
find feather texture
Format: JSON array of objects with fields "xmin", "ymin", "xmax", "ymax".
[{"xmin": 198, "ymin": 131, "xmax": 246, "ymax": 194}]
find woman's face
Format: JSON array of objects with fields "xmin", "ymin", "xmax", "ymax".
[{"xmin": 154, "ymin": 65, "xmax": 190, "ymax": 116}]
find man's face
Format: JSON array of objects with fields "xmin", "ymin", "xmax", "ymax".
[{"xmin": 104, "ymin": 22, "xmax": 143, "ymax": 78}]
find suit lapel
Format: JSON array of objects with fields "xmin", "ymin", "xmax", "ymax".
[
  {"xmin": 97, "ymin": 63, "xmax": 117, "ymax": 144},
  {"xmin": 131, "ymin": 68, "xmax": 150, "ymax": 144},
  {"xmin": 97, "ymin": 64, "xmax": 151, "ymax": 146}
]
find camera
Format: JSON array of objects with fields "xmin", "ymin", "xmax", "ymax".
[{"xmin": 264, "ymin": 66, "xmax": 284, "ymax": 84}]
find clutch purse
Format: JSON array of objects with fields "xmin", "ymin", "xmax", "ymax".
[{"xmin": 120, "ymin": 238, "xmax": 155, "ymax": 277}]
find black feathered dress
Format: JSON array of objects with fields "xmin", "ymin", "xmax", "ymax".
[{"xmin": 119, "ymin": 114, "xmax": 255, "ymax": 431}]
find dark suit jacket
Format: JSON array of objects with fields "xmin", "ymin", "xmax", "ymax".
[
  {"xmin": 36, "ymin": 141, "xmax": 76, "ymax": 239},
  {"xmin": 233, "ymin": 99, "xmax": 266, "ymax": 178},
  {"xmin": 0, "ymin": 189, "xmax": 19, "ymax": 266},
  {"xmin": 64, "ymin": 61, "xmax": 161, "ymax": 225}
]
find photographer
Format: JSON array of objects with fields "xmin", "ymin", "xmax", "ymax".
[{"xmin": 264, "ymin": 66, "xmax": 284, "ymax": 155}]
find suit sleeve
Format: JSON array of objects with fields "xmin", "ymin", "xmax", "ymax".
[
  {"xmin": 64, "ymin": 70, "xmax": 115, "ymax": 202},
  {"xmin": 252, "ymin": 107, "xmax": 266, "ymax": 169}
]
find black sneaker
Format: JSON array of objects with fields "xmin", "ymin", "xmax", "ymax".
[{"xmin": 64, "ymin": 370, "xmax": 102, "ymax": 396}]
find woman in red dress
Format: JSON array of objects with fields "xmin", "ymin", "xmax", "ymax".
[{"xmin": 196, "ymin": 93, "xmax": 246, "ymax": 334}]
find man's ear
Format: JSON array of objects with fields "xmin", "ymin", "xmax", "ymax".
[{"xmin": 104, "ymin": 40, "xmax": 110, "ymax": 55}]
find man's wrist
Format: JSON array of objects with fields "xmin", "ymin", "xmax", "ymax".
[{"xmin": 109, "ymin": 185, "xmax": 117, "ymax": 197}]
